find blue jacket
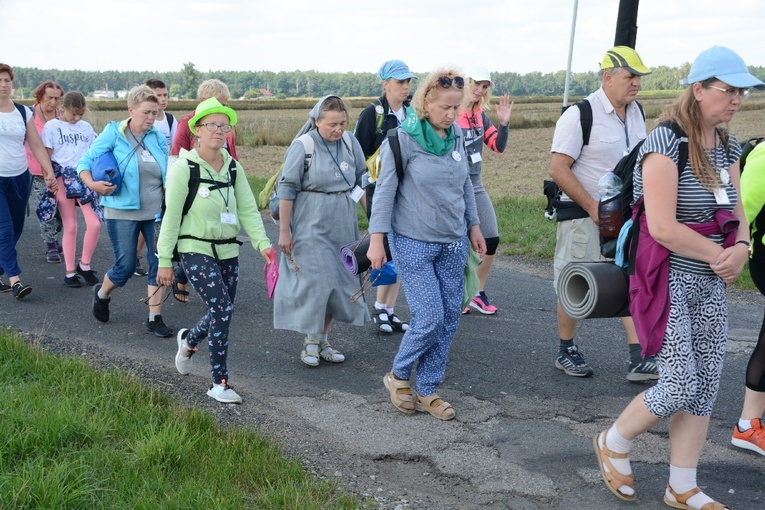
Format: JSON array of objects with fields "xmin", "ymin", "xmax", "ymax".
[{"xmin": 77, "ymin": 119, "xmax": 168, "ymax": 210}]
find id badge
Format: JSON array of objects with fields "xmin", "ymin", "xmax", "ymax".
[
  {"xmin": 713, "ymin": 188, "xmax": 730, "ymax": 205},
  {"xmin": 470, "ymin": 152, "xmax": 482, "ymax": 164},
  {"xmin": 220, "ymin": 212, "xmax": 237, "ymax": 225},
  {"xmin": 350, "ymin": 185, "xmax": 364, "ymax": 203},
  {"xmin": 141, "ymin": 150, "xmax": 154, "ymax": 162}
]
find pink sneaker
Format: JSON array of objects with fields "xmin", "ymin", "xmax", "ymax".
[{"xmin": 469, "ymin": 291, "xmax": 497, "ymax": 315}]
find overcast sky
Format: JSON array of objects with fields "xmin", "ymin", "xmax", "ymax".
[{"xmin": 3, "ymin": 0, "xmax": 763, "ymax": 75}]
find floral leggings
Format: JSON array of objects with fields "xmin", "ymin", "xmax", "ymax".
[
  {"xmin": 30, "ymin": 175, "xmax": 61, "ymax": 244},
  {"xmin": 180, "ymin": 253, "xmax": 239, "ymax": 385}
]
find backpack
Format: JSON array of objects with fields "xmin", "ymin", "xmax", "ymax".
[
  {"xmin": 543, "ymin": 98, "xmax": 645, "ymax": 219},
  {"xmin": 165, "ymin": 112, "xmax": 175, "ymax": 132},
  {"xmin": 364, "ymin": 99, "xmax": 389, "ymax": 181},
  {"xmin": 14, "ymin": 102, "xmax": 28, "ymax": 124},
  {"xmin": 739, "ymin": 136, "xmax": 764, "ymax": 173},
  {"xmin": 606, "ymin": 121, "xmax": 689, "ymax": 269},
  {"xmin": 260, "ymin": 131, "xmax": 354, "ymax": 220}
]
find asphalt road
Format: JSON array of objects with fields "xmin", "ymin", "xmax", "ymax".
[{"xmin": 2, "ymin": 211, "xmax": 764, "ymax": 509}]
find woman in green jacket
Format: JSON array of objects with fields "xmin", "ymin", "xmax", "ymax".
[{"xmin": 157, "ymin": 98, "xmax": 273, "ymax": 404}]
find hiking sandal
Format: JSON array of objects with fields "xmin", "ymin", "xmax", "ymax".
[
  {"xmin": 12, "ymin": 282, "xmax": 32, "ymax": 300},
  {"xmin": 383, "ymin": 372, "xmax": 415, "ymax": 414},
  {"xmin": 173, "ymin": 280, "xmax": 189, "ymax": 303},
  {"xmin": 0, "ymin": 278, "xmax": 10, "ymax": 293},
  {"xmin": 664, "ymin": 485, "xmax": 730, "ymax": 510},
  {"xmin": 301, "ymin": 337, "xmax": 320, "ymax": 367},
  {"xmin": 388, "ymin": 312, "xmax": 408, "ymax": 333},
  {"xmin": 415, "ymin": 393, "xmax": 455, "ymax": 421},
  {"xmin": 593, "ymin": 431, "xmax": 636, "ymax": 502},
  {"xmin": 319, "ymin": 341, "xmax": 345, "ymax": 363},
  {"xmin": 373, "ymin": 308, "xmax": 393, "ymax": 335}
]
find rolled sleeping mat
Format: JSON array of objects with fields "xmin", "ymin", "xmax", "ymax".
[
  {"xmin": 556, "ymin": 262, "xmax": 630, "ymax": 319},
  {"xmin": 340, "ymin": 235, "xmax": 392, "ymax": 275}
]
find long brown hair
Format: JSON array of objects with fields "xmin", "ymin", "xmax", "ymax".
[{"xmin": 657, "ymin": 78, "xmax": 729, "ymax": 191}]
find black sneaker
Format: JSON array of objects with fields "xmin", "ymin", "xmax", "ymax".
[
  {"xmin": 555, "ymin": 345, "xmax": 594, "ymax": 377},
  {"xmin": 76, "ymin": 265, "xmax": 100, "ymax": 286},
  {"xmin": 134, "ymin": 257, "xmax": 148, "ymax": 277},
  {"xmin": 627, "ymin": 356, "xmax": 659, "ymax": 382},
  {"xmin": 146, "ymin": 315, "xmax": 173, "ymax": 338},
  {"xmin": 64, "ymin": 275, "xmax": 83, "ymax": 288},
  {"xmin": 92, "ymin": 283, "xmax": 110, "ymax": 322}
]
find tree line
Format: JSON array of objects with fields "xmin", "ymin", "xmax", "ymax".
[{"xmin": 11, "ymin": 62, "xmax": 765, "ymax": 100}]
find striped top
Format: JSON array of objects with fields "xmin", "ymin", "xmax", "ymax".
[{"xmin": 634, "ymin": 124, "xmax": 741, "ymax": 276}]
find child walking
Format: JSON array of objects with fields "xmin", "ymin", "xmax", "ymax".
[{"xmin": 41, "ymin": 91, "xmax": 102, "ymax": 287}]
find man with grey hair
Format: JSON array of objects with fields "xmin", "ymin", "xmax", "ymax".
[{"xmin": 548, "ymin": 46, "xmax": 657, "ymax": 381}]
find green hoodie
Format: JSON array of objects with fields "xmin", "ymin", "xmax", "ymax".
[{"xmin": 157, "ymin": 148, "xmax": 271, "ymax": 267}]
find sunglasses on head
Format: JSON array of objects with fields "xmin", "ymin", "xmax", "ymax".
[{"xmin": 436, "ymin": 75, "xmax": 464, "ymax": 89}]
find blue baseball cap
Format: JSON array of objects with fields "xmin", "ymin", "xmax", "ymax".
[
  {"xmin": 377, "ymin": 60, "xmax": 416, "ymax": 81},
  {"xmin": 681, "ymin": 46, "xmax": 764, "ymax": 88}
]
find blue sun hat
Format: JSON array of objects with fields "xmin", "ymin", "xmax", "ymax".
[
  {"xmin": 377, "ymin": 60, "xmax": 416, "ymax": 81},
  {"xmin": 681, "ymin": 46, "xmax": 764, "ymax": 88}
]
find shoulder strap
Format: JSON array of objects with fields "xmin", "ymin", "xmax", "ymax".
[
  {"xmin": 575, "ymin": 99, "xmax": 593, "ymax": 147},
  {"xmin": 183, "ymin": 161, "xmax": 202, "ymax": 217},
  {"xmin": 13, "ymin": 102, "xmax": 28, "ymax": 125},
  {"xmin": 297, "ymin": 133, "xmax": 315, "ymax": 171},
  {"xmin": 165, "ymin": 112, "xmax": 175, "ymax": 130},
  {"xmin": 228, "ymin": 158, "xmax": 237, "ymax": 186},
  {"xmin": 386, "ymin": 128, "xmax": 405, "ymax": 182},
  {"xmin": 635, "ymin": 101, "xmax": 645, "ymax": 122},
  {"xmin": 373, "ymin": 99, "xmax": 384, "ymax": 135}
]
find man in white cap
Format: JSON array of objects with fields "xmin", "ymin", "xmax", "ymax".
[{"xmin": 548, "ymin": 46, "xmax": 657, "ymax": 380}]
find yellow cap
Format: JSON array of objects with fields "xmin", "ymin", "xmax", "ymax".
[{"xmin": 600, "ymin": 46, "xmax": 651, "ymax": 76}]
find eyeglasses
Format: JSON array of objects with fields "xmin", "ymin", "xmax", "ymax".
[
  {"xmin": 436, "ymin": 75, "xmax": 464, "ymax": 89},
  {"xmin": 139, "ymin": 285, "xmax": 172, "ymax": 306},
  {"xmin": 350, "ymin": 270, "xmax": 381, "ymax": 303},
  {"xmin": 707, "ymin": 85, "xmax": 750, "ymax": 101},
  {"xmin": 200, "ymin": 122, "xmax": 233, "ymax": 133}
]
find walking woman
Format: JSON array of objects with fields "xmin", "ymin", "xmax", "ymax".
[
  {"xmin": 0, "ymin": 63, "xmax": 56, "ymax": 299},
  {"xmin": 368, "ymin": 69, "xmax": 486, "ymax": 421},
  {"xmin": 593, "ymin": 46, "xmax": 758, "ymax": 508},
  {"xmin": 158, "ymin": 98, "xmax": 272, "ymax": 404},
  {"xmin": 26, "ymin": 80, "xmax": 64, "ymax": 262},
  {"xmin": 274, "ymin": 95, "xmax": 370, "ymax": 367},
  {"xmin": 77, "ymin": 85, "xmax": 173, "ymax": 336},
  {"xmin": 457, "ymin": 67, "xmax": 513, "ymax": 315},
  {"xmin": 354, "ymin": 60, "xmax": 414, "ymax": 335},
  {"xmin": 732, "ymin": 135, "xmax": 765, "ymax": 456}
]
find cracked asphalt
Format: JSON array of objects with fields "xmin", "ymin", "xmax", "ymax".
[{"xmin": 2, "ymin": 212, "xmax": 764, "ymax": 509}]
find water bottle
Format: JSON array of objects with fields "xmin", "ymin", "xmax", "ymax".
[
  {"xmin": 153, "ymin": 213, "xmax": 162, "ymax": 257},
  {"xmin": 598, "ymin": 171, "xmax": 623, "ymax": 238}
]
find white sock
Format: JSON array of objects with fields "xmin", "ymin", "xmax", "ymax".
[
  {"xmin": 374, "ymin": 302, "xmax": 386, "ymax": 310},
  {"xmin": 318, "ymin": 332, "xmax": 328, "ymax": 344},
  {"xmin": 601, "ymin": 424, "xmax": 634, "ymax": 496},
  {"xmin": 97, "ymin": 288, "xmax": 108, "ymax": 299},
  {"xmin": 738, "ymin": 418, "xmax": 753, "ymax": 431},
  {"xmin": 668, "ymin": 465, "xmax": 713, "ymax": 508},
  {"xmin": 149, "ymin": 312, "xmax": 159, "ymax": 321}
]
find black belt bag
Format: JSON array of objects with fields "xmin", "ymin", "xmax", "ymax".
[{"xmin": 555, "ymin": 201, "xmax": 590, "ymax": 222}]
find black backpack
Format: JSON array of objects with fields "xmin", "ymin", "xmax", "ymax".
[
  {"xmin": 739, "ymin": 136, "xmax": 764, "ymax": 173},
  {"xmin": 602, "ymin": 121, "xmax": 689, "ymax": 268},
  {"xmin": 543, "ymin": 99, "xmax": 645, "ymax": 219}
]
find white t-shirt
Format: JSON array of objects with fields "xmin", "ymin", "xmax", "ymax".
[
  {"xmin": 551, "ymin": 87, "xmax": 647, "ymax": 202},
  {"xmin": 0, "ymin": 105, "xmax": 33, "ymax": 177},
  {"xmin": 41, "ymin": 119, "xmax": 97, "ymax": 168},
  {"xmin": 153, "ymin": 112, "xmax": 177, "ymax": 148}
]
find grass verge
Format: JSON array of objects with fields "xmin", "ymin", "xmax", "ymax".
[{"xmin": 0, "ymin": 328, "xmax": 367, "ymax": 509}]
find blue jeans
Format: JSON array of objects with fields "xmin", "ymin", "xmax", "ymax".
[
  {"xmin": 389, "ymin": 232, "xmax": 468, "ymax": 396},
  {"xmin": 105, "ymin": 218, "xmax": 158, "ymax": 287},
  {"xmin": 0, "ymin": 171, "xmax": 31, "ymax": 278}
]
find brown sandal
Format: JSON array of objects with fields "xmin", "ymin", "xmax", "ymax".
[
  {"xmin": 593, "ymin": 431, "xmax": 636, "ymax": 502},
  {"xmin": 415, "ymin": 393, "xmax": 455, "ymax": 421},
  {"xmin": 664, "ymin": 485, "xmax": 730, "ymax": 510},
  {"xmin": 383, "ymin": 372, "xmax": 415, "ymax": 414}
]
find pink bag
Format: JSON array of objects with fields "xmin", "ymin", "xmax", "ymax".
[{"xmin": 264, "ymin": 246, "xmax": 279, "ymax": 299}]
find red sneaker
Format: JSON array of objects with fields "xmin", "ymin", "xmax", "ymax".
[{"xmin": 731, "ymin": 418, "xmax": 765, "ymax": 456}]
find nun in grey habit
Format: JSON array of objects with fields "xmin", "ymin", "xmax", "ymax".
[{"xmin": 273, "ymin": 95, "xmax": 370, "ymax": 366}]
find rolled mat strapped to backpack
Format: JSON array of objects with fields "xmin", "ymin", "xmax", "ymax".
[
  {"xmin": 556, "ymin": 262, "xmax": 630, "ymax": 319},
  {"xmin": 340, "ymin": 235, "xmax": 392, "ymax": 275}
]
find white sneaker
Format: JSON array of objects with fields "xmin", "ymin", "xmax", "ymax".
[
  {"xmin": 207, "ymin": 381, "xmax": 242, "ymax": 404},
  {"xmin": 174, "ymin": 329, "xmax": 196, "ymax": 375}
]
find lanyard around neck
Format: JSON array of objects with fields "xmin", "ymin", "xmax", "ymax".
[
  {"xmin": 320, "ymin": 136, "xmax": 352, "ymax": 187},
  {"xmin": 204, "ymin": 167, "xmax": 231, "ymax": 212}
]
